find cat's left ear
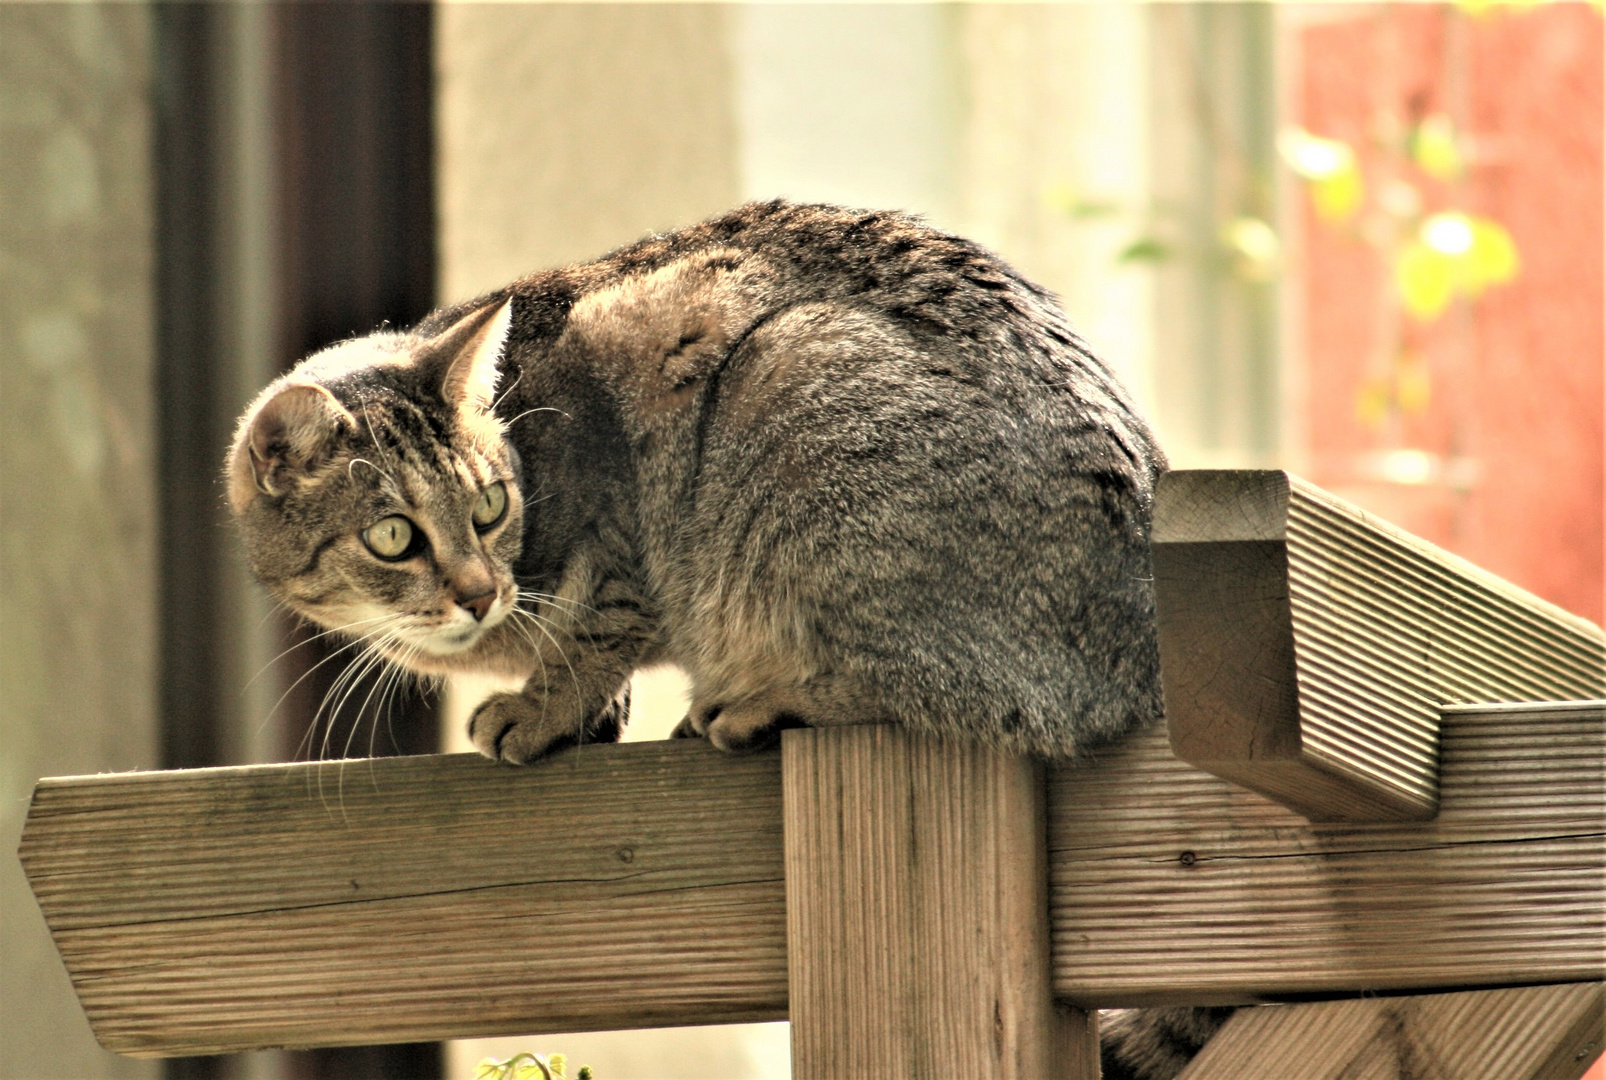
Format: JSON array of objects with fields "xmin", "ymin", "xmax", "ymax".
[{"xmin": 432, "ymin": 299, "xmax": 513, "ymax": 413}]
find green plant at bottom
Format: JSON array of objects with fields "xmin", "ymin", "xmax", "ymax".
[{"xmin": 474, "ymin": 1051, "xmax": 594, "ymax": 1080}]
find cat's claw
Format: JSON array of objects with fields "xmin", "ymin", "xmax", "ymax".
[{"xmin": 467, "ymin": 691, "xmax": 622, "ymax": 764}]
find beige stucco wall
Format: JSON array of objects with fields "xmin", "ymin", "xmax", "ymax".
[
  {"xmin": 436, "ymin": 3, "xmax": 740, "ymax": 303},
  {"xmin": 0, "ymin": 6, "xmax": 160, "ymax": 1078}
]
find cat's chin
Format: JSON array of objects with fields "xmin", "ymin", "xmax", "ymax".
[{"xmin": 411, "ymin": 606, "xmax": 512, "ymax": 660}]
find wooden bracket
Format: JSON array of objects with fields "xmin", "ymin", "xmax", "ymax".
[
  {"xmin": 1176, "ymin": 982, "xmax": 1605, "ymax": 1080},
  {"xmin": 1153, "ymin": 469, "xmax": 1604, "ymax": 821}
]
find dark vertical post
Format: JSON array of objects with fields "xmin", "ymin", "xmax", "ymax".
[
  {"xmin": 153, "ymin": 2, "xmax": 226, "ymax": 778},
  {"xmin": 271, "ymin": 5, "xmax": 440, "ymax": 1077},
  {"xmin": 154, "ymin": 2, "xmax": 441, "ymax": 1077}
]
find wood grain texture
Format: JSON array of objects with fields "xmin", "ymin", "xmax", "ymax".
[
  {"xmin": 17, "ymin": 741, "xmax": 788, "ymax": 1056},
  {"xmin": 19, "ymin": 704, "xmax": 1602, "ymax": 1055},
  {"xmin": 1050, "ymin": 700, "xmax": 1605, "ymax": 1005},
  {"xmin": 1154, "ymin": 470, "xmax": 1606, "ymax": 821},
  {"xmin": 781, "ymin": 726, "xmax": 1091, "ymax": 1079},
  {"xmin": 1177, "ymin": 982, "xmax": 1606, "ymax": 1080}
]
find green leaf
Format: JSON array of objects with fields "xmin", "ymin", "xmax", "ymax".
[
  {"xmin": 1117, "ymin": 236, "xmax": 1171, "ymax": 264},
  {"xmin": 1067, "ymin": 199, "xmax": 1126, "ymax": 220}
]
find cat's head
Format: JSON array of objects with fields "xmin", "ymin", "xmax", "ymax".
[{"xmin": 226, "ymin": 300, "xmax": 525, "ymax": 669}]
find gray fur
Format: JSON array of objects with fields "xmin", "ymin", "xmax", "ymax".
[
  {"xmin": 229, "ymin": 200, "xmax": 1167, "ymax": 760},
  {"xmin": 1100, "ymin": 1007, "xmax": 1237, "ymax": 1080}
]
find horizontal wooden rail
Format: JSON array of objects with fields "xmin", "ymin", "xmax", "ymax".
[
  {"xmin": 19, "ymin": 701, "xmax": 1602, "ymax": 1056},
  {"xmin": 1050, "ymin": 699, "xmax": 1604, "ymax": 1006},
  {"xmin": 1154, "ymin": 470, "xmax": 1605, "ymax": 821}
]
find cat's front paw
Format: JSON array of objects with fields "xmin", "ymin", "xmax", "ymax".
[{"xmin": 467, "ymin": 691, "xmax": 622, "ymax": 764}]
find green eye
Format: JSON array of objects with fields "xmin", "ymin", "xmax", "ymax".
[
  {"xmin": 363, "ymin": 515, "xmax": 417, "ymax": 560},
  {"xmin": 472, "ymin": 482, "xmax": 508, "ymax": 530}
]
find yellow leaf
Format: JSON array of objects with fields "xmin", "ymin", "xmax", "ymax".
[
  {"xmin": 1412, "ymin": 115, "xmax": 1463, "ymax": 181},
  {"xmin": 1465, "ymin": 217, "xmax": 1520, "ymax": 292},
  {"xmin": 1422, "ymin": 211, "xmax": 1475, "ymax": 256},
  {"xmin": 1395, "ymin": 355, "xmax": 1432, "ymax": 415},
  {"xmin": 1396, "ymin": 242, "xmax": 1456, "ymax": 319},
  {"xmin": 1312, "ymin": 166, "xmax": 1364, "ymax": 222},
  {"xmin": 1279, "ymin": 128, "xmax": 1365, "ymax": 222},
  {"xmin": 1279, "ymin": 127, "xmax": 1355, "ymax": 180},
  {"xmin": 1356, "ymin": 378, "xmax": 1392, "ymax": 428},
  {"xmin": 1221, "ymin": 216, "xmax": 1281, "ymax": 281}
]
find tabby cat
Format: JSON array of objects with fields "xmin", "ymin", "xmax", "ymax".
[{"xmin": 228, "ymin": 201, "xmax": 1222, "ymax": 1075}]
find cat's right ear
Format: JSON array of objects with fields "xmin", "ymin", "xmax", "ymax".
[
  {"xmin": 430, "ymin": 299, "xmax": 513, "ymax": 413},
  {"xmin": 228, "ymin": 383, "xmax": 355, "ymax": 511}
]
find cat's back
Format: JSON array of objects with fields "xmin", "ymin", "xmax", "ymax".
[{"xmin": 576, "ymin": 203, "xmax": 1171, "ymax": 757}]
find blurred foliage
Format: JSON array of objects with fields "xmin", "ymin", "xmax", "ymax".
[
  {"xmin": 1282, "ymin": 115, "xmax": 1522, "ymax": 327},
  {"xmin": 1280, "ymin": 128, "xmax": 1365, "ymax": 221},
  {"xmin": 1397, "ymin": 212, "xmax": 1519, "ymax": 319},
  {"xmin": 1458, "ymin": 0, "xmax": 1602, "ymax": 15},
  {"xmin": 1282, "ymin": 90, "xmax": 1525, "ymax": 428},
  {"xmin": 1050, "ymin": 1, "xmax": 1588, "ymax": 435},
  {"xmin": 475, "ymin": 1052, "xmax": 594, "ymax": 1080}
]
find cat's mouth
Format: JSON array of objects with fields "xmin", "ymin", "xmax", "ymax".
[{"xmin": 414, "ymin": 597, "xmax": 511, "ymax": 656}]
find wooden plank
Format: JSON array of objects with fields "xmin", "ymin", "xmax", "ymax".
[
  {"xmin": 781, "ymin": 726, "xmax": 1093, "ymax": 1079},
  {"xmin": 17, "ymin": 741, "xmax": 788, "ymax": 1056},
  {"xmin": 1176, "ymin": 982, "xmax": 1606, "ymax": 1080},
  {"xmin": 1050, "ymin": 700, "xmax": 1605, "ymax": 1006},
  {"xmin": 1153, "ymin": 469, "xmax": 1605, "ymax": 821},
  {"xmin": 19, "ymin": 704, "xmax": 1602, "ymax": 1054}
]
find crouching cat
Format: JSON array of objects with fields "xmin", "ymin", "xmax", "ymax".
[{"xmin": 227, "ymin": 201, "xmax": 1223, "ymax": 1076}]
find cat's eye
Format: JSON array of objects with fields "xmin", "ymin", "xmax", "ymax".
[
  {"xmin": 363, "ymin": 515, "xmax": 419, "ymax": 560},
  {"xmin": 472, "ymin": 482, "xmax": 508, "ymax": 530}
]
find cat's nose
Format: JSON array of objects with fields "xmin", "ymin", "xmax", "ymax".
[{"xmin": 456, "ymin": 588, "xmax": 496, "ymax": 622}]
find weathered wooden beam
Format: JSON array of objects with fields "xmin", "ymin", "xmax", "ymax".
[
  {"xmin": 1050, "ymin": 700, "xmax": 1605, "ymax": 1006},
  {"xmin": 1153, "ymin": 469, "xmax": 1605, "ymax": 821},
  {"xmin": 782, "ymin": 726, "xmax": 1095, "ymax": 1078},
  {"xmin": 17, "ymin": 742, "xmax": 789, "ymax": 1056},
  {"xmin": 1175, "ymin": 982, "xmax": 1605, "ymax": 1080},
  {"xmin": 19, "ymin": 703, "xmax": 1602, "ymax": 1055}
]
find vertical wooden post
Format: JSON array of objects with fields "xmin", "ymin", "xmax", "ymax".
[{"xmin": 782, "ymin": 725, "xmax": 1096, "ymax": 1079}]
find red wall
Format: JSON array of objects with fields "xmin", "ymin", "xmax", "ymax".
[{"xmin": 1298, "ymin": 4, "xmax": 1603, "ymax": 625}]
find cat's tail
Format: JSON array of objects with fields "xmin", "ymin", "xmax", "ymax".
[{"xmin": 1099, "ymin": 1006, "xmax": 1235, "ymax": 1080}]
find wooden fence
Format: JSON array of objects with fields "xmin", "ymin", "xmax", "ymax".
[{"xmin": 17, "ymin": 471, "xmax": 1606, "ymax": 1078}]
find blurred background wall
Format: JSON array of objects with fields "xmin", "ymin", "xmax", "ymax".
[
  {"xmin": 2, "ymin": 4, "xmax": 1600, "ymax": 1080},
  {"xmin": 2, "ymin": 7, "xmax": 161, "ymax": 1079}
]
